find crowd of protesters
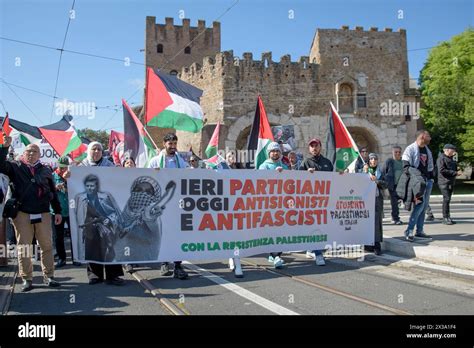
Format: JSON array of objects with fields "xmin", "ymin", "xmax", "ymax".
[{"xmin": 0, "ymin": 128, "xmax": 462, "ymax": 288}]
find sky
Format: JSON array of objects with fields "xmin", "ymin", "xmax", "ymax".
[{"xmin": 0, "ymin": 0, "xmax": 472, "ymax": 132}]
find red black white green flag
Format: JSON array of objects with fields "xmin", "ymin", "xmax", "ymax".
[
  {"xmin": 246, "ymin": 96, "xmax": 274, "ymax": 169},
  {"xmin": 123, "ymin": 99, "xmax": 156, "ymax": 168},
  {"xmin": 145, "ymin": 67, "xmax": 204, "ymax": 133},
  {"xmin": 325, "ymin": 102, "xmax": 360, "ymax": 172},
  {"xmin": 39, "ymin": 115, "xmax": 82, "ymax": 157}
]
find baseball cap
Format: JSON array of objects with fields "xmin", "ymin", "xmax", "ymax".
[
  {"xmin": 443, "ymin": 144, "xmax": 456, "ymax": 150},
  {"xmin": 308, "ymin": 138, "xmax": 321, "ymax": 146}
]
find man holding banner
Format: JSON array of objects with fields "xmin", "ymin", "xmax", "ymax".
[
  {"xmin": 299, "ymin": 138, "xmax": 334, "ymax": 266},
  {"xmin": 148, "ymin": 132, "xmax": 189, "ymax": 280}
]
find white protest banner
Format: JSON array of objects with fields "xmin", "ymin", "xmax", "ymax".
[
  {"xmin": 68, "ymin": 167, "xmax": 375, "ymax": 264},
  {"xmin": 12, "ymin": 140, "xmax": 60, "ymax": 167}
]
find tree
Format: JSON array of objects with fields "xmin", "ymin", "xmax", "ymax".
[
  {"xmin": 78, "ymin": 128, "xmax": 109, "ymax": 150},
  {"xmin": 419, "ymin": 28, "xmax": 474, "ymax": 165}
]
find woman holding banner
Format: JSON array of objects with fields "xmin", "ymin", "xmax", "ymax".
[
  {"xmin": 363, "ymin": 153, "xmax": 387, "ymax": 255},
  {"xmin": 78, "ymin": 142, "xmax": 125, "ymax": 286}
]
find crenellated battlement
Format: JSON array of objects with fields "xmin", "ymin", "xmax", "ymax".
[
  {"xmin": 337, "ymin": 25, "xmax": 406, "ymax": 34},
  {"xmin": 179, "ymin": 50, "xmax": 318, "ymax": 84},
  {"xmin": 145, "ymin": 16, "xmax": 221, "ymax": 74}
]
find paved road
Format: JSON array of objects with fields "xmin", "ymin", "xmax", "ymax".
[{"xmin": 2, "ymin": 202, "xmax": 473, "ymax": 316}]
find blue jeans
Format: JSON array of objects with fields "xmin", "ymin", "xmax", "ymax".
[{"xmin": 406, "ymin": 179, "xmax": 433, "ymax": 235}]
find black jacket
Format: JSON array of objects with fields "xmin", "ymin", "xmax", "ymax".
[
  {"xmin": 0, "ymin": 147, "xmax": 61, "ymax": 214},
  {"xmin": 355, "ymin": 156, "xmax": 367, "ymax": 173},
  {"xmin": 396, "ymin": 167, "xmax": 426, "ymax": 211},
  {"xmin": 299, "ymin": 155, "xmax": 333, "ymax": 172},
  {"xmin": 382, "ymin": 158, "xmax": 402, "ymax": 191},
  {"xmin": 437, "ymin": 153, "xmax": 457, "ymax": 186}
]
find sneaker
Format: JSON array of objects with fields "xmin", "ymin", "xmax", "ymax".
[
  {"xmin": 160, "ymin": 263, "xmax": 173, "ymax": 276},
  {"xmin": 447, "ymin": 218, "xmax": 456, "ymax": 225},
  {"xmin": 392, "ymin": 220, "xmax": 403, "ymax": 225},
  {"xmin": 273, "ymin": 256, "xmax": 284, "ymax": 269},
  {"xmin": 173, "ymin": 265, "xmax": 189, "ymax": 280},
  {"xmin": 124, "ymin": 264, "xmax": 135, "ymax": 273},
  {"xmin": 55, "ymin": 259, "xmax": 66, "ymax": 268},
  {"xmin": 106, "ymin": 277, "xmax": 125, "ymax": 286},
  {"xmin": 415, "ymin": 232, "xmax": 432, "ymax": 239},
  {"xmin": 315, "ymin": 254, "xmax": 326, "ymax": 266},
  {"xmin": 21, "ymin": 280, "xmax": 33, "ymax": 292},
  {"xmin": 443, "ymin": 218, "xmax": 453, "ymax": 225},
  {"xmin": 233, "ymin": 258, "xmax": 243, "ymax": 278},
  {"xmin": 374, "ymin": 242, "xmax": 382, "ymax": 256},
  {"xmin": 425, "ymin": 215, "xmax": 435, "ymax": 222},
  {"xmin": 405, "ymin": 230, "xmax": 414, "ymax": 242},
  {"xmin": 72, "ymin": 262, "xmax": 82, "ymax": 266},
  {"xmin": 44, "ymin": 277, "xmax": 60, "ymax": 287},
  {"xmin": 306, "ymin": 251, "xmax": 315, "ymax": 259}
]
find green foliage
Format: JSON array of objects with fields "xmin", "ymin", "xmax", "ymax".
[
  {"xmin": 419, "ymin": 28, "xmax": 474, "ymax": 164},
  {"xmin": 78, "ymin": 128, "xmax": 109, "ymax": 150}
]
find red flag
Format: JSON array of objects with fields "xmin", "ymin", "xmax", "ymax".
[
  {"xmin": 0, "ymin": 113, "xmax": 13, "ymax": 146},
  {"xmin": 108, "ymin": 130, "xmax": 125, "ymax": 164},
  {"xmin": 1, "ymin": 113, "xmax": 12, "ymax": 136}
]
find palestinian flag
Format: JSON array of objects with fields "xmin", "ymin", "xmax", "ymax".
[
  {"xmin": 247, "ymin": 96, "xmax": 274, "ymax": 169},
  {"xmin": 123, "ymin": 99, "xmax": 156, "ymax": 168},
  {"xmin": 205, "ymin": 122, "xmax": 220, "ymax": 159},
  {"xmin": 39, "ymin": 115, "xmax": 82, "ymax": 157},
  {"xmin": 0, "ymin": 116, "xmax": 42, "ymax": 146},
  {"xmin": 325, "ymin": 102, "xmax": 360, "ymax": 172},
  {"xmin": 2, "ymin": 116, "xmax": 41, "ymax": 149},
  {"xmin": 145, "ymin": 68, "xmax": 204, "ymax": 133}
]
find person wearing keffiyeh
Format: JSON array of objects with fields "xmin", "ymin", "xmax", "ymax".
[
  {"xmin": 363, "ymin": 153, "xmax": 387, "ymax": 255},
  {"xmin": 147, "ymin": 132, "xmax": 189, "ymax": 279}
]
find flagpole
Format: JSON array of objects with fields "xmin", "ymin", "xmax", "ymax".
[{"xmin": 143, "ymin": 125, "xmax": 160, "ymax": 151}]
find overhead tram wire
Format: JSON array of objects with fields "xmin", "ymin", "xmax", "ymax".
[
  {"xmin": 0, "ymin": 37, "xmax": 146, "ymax": 66},
  {"xmin": 0, "ymin": 35, "xmax": 434, "ymax": 71},
  {"xmin": 0, "ymin": 99, "xmax": 7, "ymax": 114},
  {"xmin": 1, "ymin": 80, "xmax": 44, "ymax": 124},
  {"xmin": 50, "ymin": 0, "xmax": 76, "ymax": 122}
]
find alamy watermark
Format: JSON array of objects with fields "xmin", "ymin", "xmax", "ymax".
[
  {"xmin": 55, "ymin": 99, "xmax": 96, "ymax": 119},
  {"xmin": 380, "ymin": 99, "xmax": 420, "ymax": 119}
]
